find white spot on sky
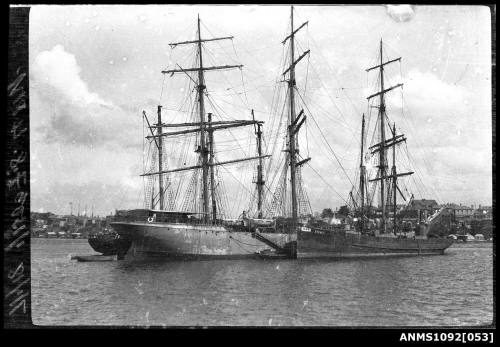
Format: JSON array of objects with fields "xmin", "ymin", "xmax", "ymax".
[
  {"xmin": 180, "ymin": 88, "xmax": 184, "ymax": 92},
  {"xmin": 463, "ymin": 99, "xmax": 469, "ymax": 105},
  {"xmin": 109, "ymin": 60, "xmax": 114, "ymax": 65},
  {"xmin": 122, "ymin": 56, "xmax": 128, "ymax": 62},
  {"xmin": 276, "ymin": 264, "xmax": 279, "ymax": 270},
  {"xmin": 65, "ymin": 21, "xmax": 70, "ymax": 26},
  {"xmin": 268, "ymin": 318, "xmax": 272, "ymax": 325},
  {"xmin": 427, "ymin": 118, "xmax": 432, "ymax": 123},
  {"xmin": 139, "ymin": 15, "xmax": 147, "ymax": 22},
  {"xmin": 95, "ymin": 25, "xmax": 100, "ymax": 31}
]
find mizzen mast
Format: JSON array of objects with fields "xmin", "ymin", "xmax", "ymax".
[
  {"xmin": 252, "ymin": 109, "xmax": 265, "ymax": 219},
  {"xmin": 359, "ymin": 113, "xmax": 366, "ymax": 232}
]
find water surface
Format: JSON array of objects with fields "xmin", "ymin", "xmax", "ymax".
[{"xmin": 31, "ymin": 238, "xmax": 493, "ymax": 326}]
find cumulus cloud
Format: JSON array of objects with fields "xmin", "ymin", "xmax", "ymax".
[
  {"xmin": 32, "ymin": 45, "xmax": 113, "ymax": 107},
  {"xmin": 386, "ymin": 69, "xmax": 468, "ymax": 118},
  {"xmin": 31, "ymin": 45, "xmax": 141, "ymax": 148},
  {"xmin": 386, "ymin": 5, "xmax": 415, "ymax": 22}
]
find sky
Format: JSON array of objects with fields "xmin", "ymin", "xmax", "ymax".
[{"xmin": 29, "ymin": 5, "xmax": 492, "ymax": 217}]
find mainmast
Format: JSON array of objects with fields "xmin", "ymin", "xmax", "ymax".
[
  {"xmin": 282, "ymin": 6, "xmax": 309, "ymax": 228},
  {"xmin": 289, "ymin": 7, "xmax": 298, "ymax": 226},
  {"xmin": 366, "ymin": 41, "xmax": 415, "ymax": 234},
  {"xmin": 366, "ymin": 39, "xmax": 403, "ymax": 233},
  {"xmin": 196, "ymin": 15, "xmax": 210, "ymax": 222},
  {"xmin": 378, "ymin": 40, "xmax": 387, "ymax": 232},
  {"xmin": 143, "ymin": 15, "xmax": 270, "ymax": 221}
]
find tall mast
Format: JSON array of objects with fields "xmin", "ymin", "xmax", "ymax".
[
  {"xmin": 366, "ymin": 39, "xmax": 403, "ymax": 237},
  {"xmin": 392, "ymin": 122, "xmax": 397, "ymax": 234},
  {"xmin": 253, "ymin": 109, "xmax": 264, "ymax": 219},
  {"xmin": 208, "ymin": 113, "xmax": 217, "ymax": 222},
  {"xmin": 366, "ymin": 42, "xmax": 409, "ymax": 234},
  {"xmin": 157, "ymin": 105, "xmax": 164, "ymax": 210},
  {"xmin": 378, "ymin": 39, "xmax": 387, "ymax": 233},
  {"xmin": 359, "ymin": 113, "xmax": 366, "ymax": 232},
  {"xmin": 280, "ymin": 6, "xmax": 309, "ymax": 228},
  {"xmin": 288, "ymin": 6, "xmax": 298, "ymax": 226},
  {"xmin": 156, "ymin": 16, "xmax": 269, "ymax": 219},
  {"xmin": 196, "ymin": 15, "xmax": 210, "ymax": 222}
]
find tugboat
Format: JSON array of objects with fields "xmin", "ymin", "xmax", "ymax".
[{"xmin": 88, "ymin": 227, "xmax": 131, "ymax": 260}]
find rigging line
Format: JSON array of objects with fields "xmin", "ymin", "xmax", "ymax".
[
  {"xmin": 204, "ymin": 97, "xmax": 250, "ymax": 158},
  {"xmin": 402, "ymin": 143, "xmax": 428, "ymax": 198},
  {"xmin": 159, "ymin": 73, "xmax": 167, "ymax": 105},
  {"xmin": 405, "ymin": 146, "xmax": 433, "ymax": 200},
  {"xmin": 305, "ymin": 162, "xmax": 349, "ymax": 205},
  {"xmin": 230, "ymin": 39, "xmax": 250, "ymax": 108},
  {"xmin": 305, "ymin": 60, "xmax": 355, "ymax": 132},
  {"xmin": 305, "ymin": 37, "xmax": 363, "ymax": 125},
  {"xmin": 399, "ymin": 105, "xmax": 443, "ymax": 201},
  {"xmin": 295, "ymin": 89, "xmax": 355, "ymax": 187},
  {"xmin": 201, "ymin": 44, "xmax": 248, "ymax": 109},
  {"xmin": 264, "ymin": 86, "xmax": 289, "ymax": 177},
  {"xmin": 296, "ymin": 82, "xmax": 359, "ymax": 136},
  {"xmin": 220, "ymin": 165, "xmax": 253, "ymax": 202}
]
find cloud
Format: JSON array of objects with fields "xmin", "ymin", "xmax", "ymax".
[
  {"xmin": 31, "ymin": 45, "xmax": 141, "ymax": 148},
  {"xmin": 386, "ymin": 5, "xmax": 416, "ymax": 22},
  {"xmin": 32, "ymin": 45, "xmax": 113, "ymax": 107},
  {"xmin": 386, "ymin": 69, "xmax": 468, "ymax": 118}
]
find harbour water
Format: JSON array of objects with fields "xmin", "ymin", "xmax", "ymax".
[{"xmin": 31, "ymin": 238, "xmax": 493, "ymax": 326}]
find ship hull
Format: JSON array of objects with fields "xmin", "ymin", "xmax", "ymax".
[
  {"xmin": 110, "ymin": 222, "xmax": 295, "ymax": 260},
  {"xmin": 297, "ymin": 229, "xmax": 454, "ymax": 259},
  {"xmin": 88, "ymin": 233, "xmax": 132, "ymax": 258}
]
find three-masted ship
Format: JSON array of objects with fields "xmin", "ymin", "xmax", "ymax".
[{"xmin": 110, "ymin": 15, "xmax": 296, "ymax": 259}]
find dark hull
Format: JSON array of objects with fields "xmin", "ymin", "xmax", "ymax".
[
  {"xmin": 88, "ymin": 233, "xmax": 132, "ymax": 258},
  {"xmin": 71, "ymin": 255, "xmax": 118, "ymax": 262},
  {"xmin": 297, "ymin": 229, "xmax": 454, "ymax": 258},
  {"xmin": 110, "ymin": 222, "xmax": 295, "ymax": 260}
]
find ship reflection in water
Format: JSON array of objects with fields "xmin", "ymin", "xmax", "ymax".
[{"xmin": 32, "ymin": 239, "xmax": 492, "ymax": 326}]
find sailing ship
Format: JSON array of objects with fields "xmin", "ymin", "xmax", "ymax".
[
  {"xmin": 110, "ymin": 15, "xmax": 296, "ymax": 259},
  {"xmin": 289, "ymin": 13, "xmax": 453, "ymax": 258},
  {"xmin": 111, "ymin": 7, "xmax": 452, "ymax": 260}
]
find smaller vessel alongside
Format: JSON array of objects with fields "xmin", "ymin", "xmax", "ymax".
[
  {"xmin": 88, "ymin": 223, "xmax": 132, "ymax": 259},
  {"xmin": 71, "ymin": 254, "xmax": 118, "ymax": 262}
]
